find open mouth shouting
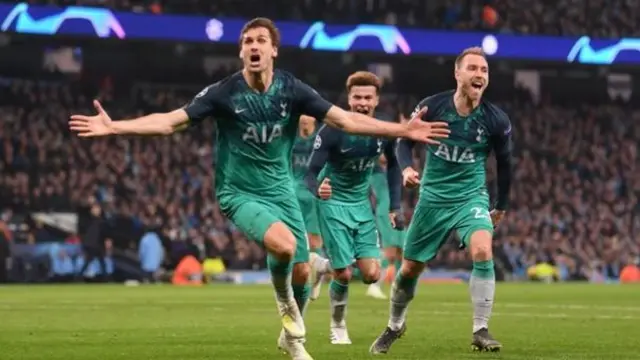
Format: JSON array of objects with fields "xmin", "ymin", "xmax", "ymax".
[
  {"xmin": 471, "ymin": 80, "xmax": 484, "ymax": 90},
  {"xmin": 249, "ymin": 54, "xmax": 261, "ymax": 67},
  {"xmin": 354, "ymin": 107, "xmax": 370, "ymax": 115}
]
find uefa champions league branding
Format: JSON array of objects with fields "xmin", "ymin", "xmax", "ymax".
[{"xmin": 1, "ymin": 2, "xmax": 640, "ymax": 64}]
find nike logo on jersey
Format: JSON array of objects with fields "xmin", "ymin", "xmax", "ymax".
[
  {"xmin": 340, "ymin": 148, "xmax": 353, "ymax": 153},
  {"xmin": 235, "ymin": 108, "xmax": 246, "ymax": 114}
]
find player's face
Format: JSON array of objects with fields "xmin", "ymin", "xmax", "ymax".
[
  {"xmin": 240, "ymin": 27, "xmax": 277, "ymax": 73},
  {"xmin": 299, "ymin": 115, "xmax": 316, "ymax": 134},
  {"xmin": 455, "ymin": 54, "xmax": 489, "ymax": 101},
  {"xmin": 348, "ymin": 85, "xmax": 379, "ymax": 116}
]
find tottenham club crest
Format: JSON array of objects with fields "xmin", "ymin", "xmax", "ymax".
[{"xmin": 476, "ymin": 127, "xmax": 485, "ymax": 143}]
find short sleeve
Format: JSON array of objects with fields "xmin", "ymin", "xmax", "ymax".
[
  {"xmin": 294, "ymin": 79, "xmax": 332, "ymax": 121},
  {"xmin": 184, "ymin": 82, "xmax": 224, "ymax": 124}
]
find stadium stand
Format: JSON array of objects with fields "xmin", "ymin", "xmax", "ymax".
[{"xmin": 1, "ymin": 71, "xmax": 638, "ymax": 282}]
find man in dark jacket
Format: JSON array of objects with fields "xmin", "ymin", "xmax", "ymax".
[{"xmin": 77, "ymin": 205, "xmax": 108, "ymax": 280}]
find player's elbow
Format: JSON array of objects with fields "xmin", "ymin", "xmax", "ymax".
[
  {"xmin": 164, "ymin": 109, "xmax": 191, "ymax": 134},
  {"xmin": 158, "ymin": 125, "xmax": 176, "ymax": 135}
]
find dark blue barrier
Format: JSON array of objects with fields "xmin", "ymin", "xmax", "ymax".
[{"xmin": 1, "ymin": 2, "xmax": 639, "ymax": 64}]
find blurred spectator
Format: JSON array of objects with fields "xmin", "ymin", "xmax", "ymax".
[
  {"xmin": 75, "ymin": 238, "xmax": 114, "ymax": 279},
  {"xmin": 138, "ymin": 227, "xmax": 165, "ymax": 282},
  {"xmin": 49, "ymin": 243, "xmax": 75, "ymax": 282},
  {"xmin": 77, "ymin": 205, "xmax": 108, "ymax": 279},
  {"xmin": 171, "ymin": 254, "xmax": 203, "ymax": 286},
  {"xmin": 619, "ymin": 256, "xmax": 640, "ymax": 283}
]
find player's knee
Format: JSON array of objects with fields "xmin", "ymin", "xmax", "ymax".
[
  {"xmin": 333, "ymin": 268, "xmax": 352, "ymax": 283},
  {"xmin": 361, "ymin": 268, "xmax": 380, "ymax": 284},
  {"xmin": 264, "ymin": 222, "xmax": 296, "ymax": 261},
  {"xmin": 292, "ymin": 262, "xmax": 310, "ymax": 284},
  {"xmin": 399, "ymin": 259, "xmax": 424, "ymax": 278},
  {"xmin": 469, "ymin": 230, "xmax": 493, "ymax": 261}
]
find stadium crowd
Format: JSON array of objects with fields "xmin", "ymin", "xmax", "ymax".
[
  {"xmin": 0, "ymin": 71, "xmax": 638, "ymax": 282},
  {"xmin": 27, "ymin": 0, "xmax": 640, "ymax": 37}
]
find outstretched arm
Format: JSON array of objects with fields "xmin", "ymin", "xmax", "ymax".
[
  {"xmin": 69, "ymin": 100, "xmax": 189, "ymax": 136},
  {"xmin": 323, "ymin": 106, "xmax": 412, "ymax": 139},
  {"xmin": 111, "ymin": 109, "xmax": 189, "ymax": 135},
  {"xmin": 69, "ymin": 84, "xmax": 220, "ymax": 137},
  {"xmin": 294, "ymin": 79, "xmax": 448, "ymax": 143}
]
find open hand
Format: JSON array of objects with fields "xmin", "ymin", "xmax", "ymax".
[
  {"xmin": 404, "ymin": 106, "xmax": 450, "ymax": 144},
  {"xmin": 389, "ymin": 211, "xmax": 405, "ymax": 230},
  {"xmin": 69, "ymin": 100, "xmax": 114, "ymax": 137},
  {"xmin": 402, "ymin": 167, "xmax": 420, "ymax": 188}
]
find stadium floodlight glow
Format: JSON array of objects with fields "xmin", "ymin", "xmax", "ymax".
[{"xmin": 205, "ymin": 18, "xmax": 224, "ymax": 41}]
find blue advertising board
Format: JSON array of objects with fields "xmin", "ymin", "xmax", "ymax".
[{"xmin": 1, "ymin": 2, "xmax": 639, "ymax": 65}]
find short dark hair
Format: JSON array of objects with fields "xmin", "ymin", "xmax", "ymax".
[
  {"xmin": 345, "ymin": 71, "xmax": 381, "ymax": 93},
  {"xmin": 455, "ymin": 47, "xmax": 486, "ymax": 68},
  {"xmin": 239, "ymin": 17, "xmax": 281, "ymax": 48}
]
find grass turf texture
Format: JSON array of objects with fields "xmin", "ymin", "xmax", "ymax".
[{"xmin": 0, "ymin": 283, "xmax": 637, "ymax": 360}]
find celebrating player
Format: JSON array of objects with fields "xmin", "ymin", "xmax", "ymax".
[
  {"xmin": 292, "ymin": 115, "xmax": 323, "ymax": 257},
  {"xmin": 305, "ymin": 71, "xmax": 405, "ymax": 345},
  {"xmin": 69, "ymin": 18, "xmax": 450, "ymax": 360},
  {"xmin": 370, "ymin": 47, "xmax": 513, "ymax": 354}
]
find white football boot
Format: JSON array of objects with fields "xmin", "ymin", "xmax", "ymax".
[
  {"xmin": 366, "ymin": 283, "xmax": 388, "ymax": 300},
  {"xmin": 277, "ymin": 329, "xmax": 314, "ymax": 360},
  {"xmin": 276, "ymin": 295, "xmax": 305, "ymax": 338},
  {"xmin": 330, "ymin": 322, "xmax": 352, "ymax": 345}
]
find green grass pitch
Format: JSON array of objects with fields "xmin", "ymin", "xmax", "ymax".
[{"xmin": 0, "ymin": 283, "xmax": 638, "ymax": 360}]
